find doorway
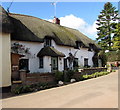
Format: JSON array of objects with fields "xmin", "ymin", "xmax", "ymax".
[{"xmin": 51, "ymin": 57, "xmax": 58, "ymax": 71}]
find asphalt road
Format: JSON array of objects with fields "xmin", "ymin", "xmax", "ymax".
[{"xmin": 2, "ymin": 70, "xmax": 119, "ymax": 108}]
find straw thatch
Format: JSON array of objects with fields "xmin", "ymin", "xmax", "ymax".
[
  {"xmin": 1, "ymin": 6, "xmax": 100, "ymax": 50},
  {"xmin": 9, "ymin": 13, "xmax": 100, "ymax": 49},
  {"xmin": 37, "ymin": 46, "xmax": 65, "ymax": 57},
  {"xmin": 0, "ymin": 6, "xmax": 14, "ymax": 33}
]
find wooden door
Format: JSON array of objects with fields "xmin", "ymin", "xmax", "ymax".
[{"xmin": 51, "ymin": 57, "xmax": 58, "ymax": 71}]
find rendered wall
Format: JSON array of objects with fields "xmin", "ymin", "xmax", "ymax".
[
  {"xmin": 0, "ymin": 33, "xmax": 2, "ymax": 88},
  {"xmin": 1, "ymin": 33, "xmax": 11, "ymax": 87},
  {"xmin": 11, "ymin": 40, "xmax": 95, "ymax": 73},
  {"xmin": 52, "ymin": 40, "xmax": 94, "ymax": 67}
]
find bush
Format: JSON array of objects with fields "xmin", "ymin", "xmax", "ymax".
[
  {"xmin": 98, "ymin": 51, "xmax": 107, "ymax": 67},
  {"xmin": 13, "ymin": 82, "xmax": 58, "ymax": 94},
  {"xmin": 79, "ymin": 74, "xmax": 84, "ymax": 81},
  {"xmin": 106, "ymin": 50, "xmax": 120, "ymax": 62},
  {"xmin": 112, "ymin": 70, "xmax": 116, "ymax": 72},
  {"xmin": 82, "ymin": 75, "xmax": 89, "ymax": 80},
  {"xmin": 81, "ymin": 71, "xmax": 110, "ymax": 81},
  {"xmin": 13, "ymin": 85, "xmax": 33, "ymax": 94},
  {"xmin": 54, "ymin": 70, "xmax": 64, "ymax": 82},
  {"xmin": 73, "ymin": 67, "xmax": 79, "ymax": 72},
  {"xmin": 67, "ymin": 70, "xmax": 75, "ymax": 79},
  {"xmin": 64, "ymin": 70, "xmax": 76, "ymax": 82}
]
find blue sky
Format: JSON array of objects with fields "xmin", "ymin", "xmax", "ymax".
[{"xmin": 2, "ymin": 2, "xmax": 118, "ymax": 40}]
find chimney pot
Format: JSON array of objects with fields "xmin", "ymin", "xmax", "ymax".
[{"xmin": 53, "ymin": 17, "xmax": 60, "ymax": 25}]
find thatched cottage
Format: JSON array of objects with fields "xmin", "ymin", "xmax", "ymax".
[{"xmin": 0, "ymin": 6, "xmax": 100, "ymax": 88}]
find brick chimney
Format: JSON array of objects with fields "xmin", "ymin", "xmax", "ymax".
[{"xmin": 53, "ymin": 16, "xmax": 60, "ymax": 25}]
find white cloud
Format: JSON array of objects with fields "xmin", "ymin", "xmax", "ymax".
[
  {"xmin": 59, "ymin": 14, "xmax": 86, "ymax": 29},
  {"xmin": 48, "ymin": 14, "xmax": 98, "ymax": 40}
]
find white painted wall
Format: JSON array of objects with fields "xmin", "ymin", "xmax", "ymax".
[
  {"xmin": 43, "ymin": 56, "xmax": 51, "ymax": 73},
  {"xmin": 52, "ymin": 40, "xmax": 94, "ymax": 67},
  {"xmin": 58, "ymin": 57, "xmax": 64, "ymax": 71},
  {"xmin": 1, "ymin": 33, "xmax": 11, "ymax": 87},
  {"xmin": 12, "ymin": 40, "xmax": 44, "ymax": 73},
  {"xmin": 12, "ymin": 39, "xmax": 95, "ymax": 73}
]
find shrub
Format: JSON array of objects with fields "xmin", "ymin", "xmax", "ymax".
[
  {"xmin": 93, "ymin": 72, "xmax": 99, "ymax": 77},
  {"xmin": 64, "ymin": 70, "xmax": 76, "ymax": 82},
  {"xmin": 82, "ymin": 75, "xmax": 89, "ymax": 80},
  {"xmin": 54, "ymin": 70, "xmax": 64, "ymax": 82},
  {"xmin": 112, "ymin": 70, "xmax": 116, "ymax": 72},
  {"xmin": 67, "ymin": 70, "xmax": 75, "ymax": 79},
  {"xmin": 81, "ymin": 71, "xmax": 110, "ymax": 81},
  {"xmin": 13, "ymin": 82, "xmax": 58, "ymax": 94},
  {"xmin": 74, "ymin": 67, "xmax": 79, "ymax": 72},
  {"xmin": 13, "ymin": 85, "xmax": 33, "ymax": 94},
  {"xmin": 106, "ymin": 50, "xmax": 120, "ymax": 62},
  {"xmin": 79, "ymin": 74, "xmax": 84, "ymax": 81}
]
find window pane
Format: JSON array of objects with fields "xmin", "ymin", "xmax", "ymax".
[
  {"xmin": 73, "ymin": 58, "xmax": 78, "ymax": 67},
  {"xmin": 45, "ymin": 38, "xmax": 51, "ymax": 46},
  {"xmin": 84, "ymin": 58, "xmax": 88, "ymax": 66},
  {"xmin": 39, "ymin": 57, "xmax": 43, "ymax": 68}
]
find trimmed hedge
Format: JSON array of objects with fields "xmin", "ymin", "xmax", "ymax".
[{"xmin": 79, "ymin": 71, "xmax": 110, "ymax": 81}]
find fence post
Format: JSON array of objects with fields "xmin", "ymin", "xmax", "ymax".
[{"xmin": 19, "ymin": 69, "xmax": 26, "ymax": 84}]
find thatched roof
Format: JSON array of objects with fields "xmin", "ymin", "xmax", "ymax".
[
  {"xmin": 1, "ymin": 6, "xmax": 100, "ymax": 50},
  {"xmin": 37, "ymin": 46, "xmax": 65, "ymax": 57},
  {"xmin": 0, "ymin": 6, "xmax": 14, "ymax": 33}
]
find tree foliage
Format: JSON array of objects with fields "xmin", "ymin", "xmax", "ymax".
[
  {"xmin": 112, "ymin": 23, "xmax": 120, "ymax": 50},
  {"xmin": 96, "ymin": 2, "xmax": 119, "ymax": 51}
]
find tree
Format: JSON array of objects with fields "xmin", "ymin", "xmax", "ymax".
[
  {"xmin": 96, "ymin": 2, "xmax": 119, "ymax": 51},
  {"xmin": 67, "ymin": 50, "xmax": 78, "ymax": 70},
  {"xmin": 112, "ymin": 23, "xmax": 120, "ymax": 50}
]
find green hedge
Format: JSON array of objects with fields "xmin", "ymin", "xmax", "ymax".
[
  {"xmin": 12, "ymin": 82, "xmax": 57, "ymax": 94},
  {"xmin": 79, "ymin": 71, "xmax": 110, "ymax": 81}
]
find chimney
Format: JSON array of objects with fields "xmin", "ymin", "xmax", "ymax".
[{"xmin": 53, "ymin": 16, "xmax": 60, "ymax": 25}]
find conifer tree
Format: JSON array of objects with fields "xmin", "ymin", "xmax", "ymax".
[
  {"xmin": 96, "ymin": 2, "xmax": 119, "ymax": 51},
  {"xmin": 112, "ymin": 23, "xmax": 120, "ymax": 50}
]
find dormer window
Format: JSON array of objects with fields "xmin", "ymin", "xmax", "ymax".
[
  {"xmin": 89, "ymin": 44, "xmax": 94, "ymax": 51},
  {"xmin": 76, "ymin": 41, "xmax": 83, "ymax": 49},
  {"xmin": 44, "ymin": 38, "xmax": 51, "ymax": 47}
]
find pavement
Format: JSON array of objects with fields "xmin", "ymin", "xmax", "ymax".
[{"xmin": 2, "ymin": 70, "xmax": 119, "ymax": 108}]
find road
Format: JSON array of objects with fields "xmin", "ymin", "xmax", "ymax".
[{"xmin": 2, "ymin": 70, "xmax": 119, "ymax": 108}]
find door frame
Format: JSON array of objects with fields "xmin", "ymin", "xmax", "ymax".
[{"xmin": 51, "ymin": 57, "xmax": 58, "ymax": 71}]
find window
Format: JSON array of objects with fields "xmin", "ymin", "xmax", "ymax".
[
  {"xmin": 73, "ymin": 58, "xmax": 78, "ymax": 67},
  {"xmin": 64, "ymin": 58, "xmax": 68, "ymax": 70},
  {"xmin": 76, "ymin": 41, "xmax": 83, "ymax": 49},
  {"xmin": 88, "ymin": 48, "xmax": 92, "ymax": 51},
  {"xmin": 89, "ymin": 44, "xmax": 94, "ymax": 51},
  {"xmin": 39, "ymin": 57, "xmax": 43, "ymax": 68},
  {"xmin": 19, "ymin": 59, "xmax": 29, "ymax": 72},
  {"xmin": 45, "ymin": 38, "xmax": 51, "ymax": 46}
]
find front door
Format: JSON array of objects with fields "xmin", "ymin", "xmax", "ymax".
[{"xmin": 51, "ymin": 57, "xmax": 58, "ymax": 71}]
